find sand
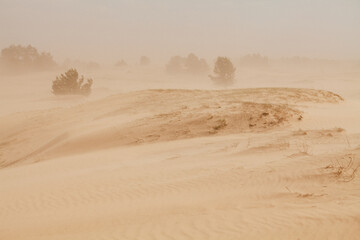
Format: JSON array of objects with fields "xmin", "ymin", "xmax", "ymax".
[{"xmin": 1, "ymin": 67, "xmax": 360, "ymax": 240}]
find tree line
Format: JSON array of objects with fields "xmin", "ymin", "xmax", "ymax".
[{"xmin": 0, "ymin": 44, "xmax": 238, "ymax": 96}]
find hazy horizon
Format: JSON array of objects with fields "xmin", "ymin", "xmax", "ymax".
[{"xmin": 1, "ymin": 0, "xmax": 360, "ymax": 64}]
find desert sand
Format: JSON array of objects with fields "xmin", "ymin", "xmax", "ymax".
[
  {"xmin": 2, "ymin": 0, "xmax": 360, "ymax": 238},
  {"xmin": 0, "ymin": 66, "xmax": 360, "ymax": 240}
]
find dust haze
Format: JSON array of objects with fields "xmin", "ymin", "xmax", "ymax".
[{"xmin": 1, "ymin": 0, "xmax": 360, "ymax": 239}]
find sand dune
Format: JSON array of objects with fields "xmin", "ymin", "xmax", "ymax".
[
  {"xmin": 0, "ymin": 88, "xmax": 342, "ymax": 167},
  {"xmin": 0, "ymin": 88, "xmax": 359, "ymax": 240}
]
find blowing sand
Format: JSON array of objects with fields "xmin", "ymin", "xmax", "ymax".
[{"xmin": 1, "ymin": 78, "xmax": 360, "ymax": 239}]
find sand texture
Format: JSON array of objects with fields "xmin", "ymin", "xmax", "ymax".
[{"xmin": 1, "ymin": 85, "xmax": 360, "ymax": 240}]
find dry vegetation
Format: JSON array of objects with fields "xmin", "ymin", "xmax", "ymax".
[
  {"xmin": 52, "ymin": 68, "xmax": 93, "ymax": 96},
  {"xmin": 209, "ymin": 57, "xmax": 236, "ymax": 86},
  {"xmin": 0, "ymin": 44, "xmax": 56, "ymax": 74},
  {"xmin": 326, "ymin": 154, "xmax": 360, "ymax": 182}
]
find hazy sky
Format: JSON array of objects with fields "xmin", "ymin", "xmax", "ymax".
[{"xmin": 1, "ymin": 0, "xmax": 359, "ymax": 63}]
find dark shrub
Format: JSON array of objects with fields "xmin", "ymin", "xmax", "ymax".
[
  {"xmin": 52, "ymin": 68, "xmax": 93, "ymax": 96},
  {"xmin": 209, "ymin": 57, "xmax": 236, "ymax": 86}
]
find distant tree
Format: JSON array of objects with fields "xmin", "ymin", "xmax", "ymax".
[
  {"xmin": 165, "ymin": 53, "xmax": 208, "ymax": 75},
  {"xmin": 0, "ymin": 44, "xmax": 56, "ymax": 73},
  {"xmin": 52, "ymin": 68, "xmax": 93, "ymax": 96},
  {"xmin": 166, "ymin": 55, "xmax": 185, "ymax": 74},
  {"xmin": 184, "ymin": 53, "xmax": 208, "ymax": 74},
  {"xmin": 115, "ymin": 60, "xmax": 127, "ymax": 68},
  {"xmin": 140, "ymin": 56, "xmax": 150, "ymax": 66},
  {"xmin": 209, "ymin": 57, "xmax": 236, "ymax": 86}
]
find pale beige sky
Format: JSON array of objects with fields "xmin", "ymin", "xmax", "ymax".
[{"xmin": 1, "ymin": 0, "xmax": 359, "ymax": 64}]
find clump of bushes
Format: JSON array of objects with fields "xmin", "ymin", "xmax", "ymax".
[
  {"xmin": 0, "ymin": 44, "xmax": 57, "ymax": 74},
  {"xmin": 52, "ymin": 68, "xmax": 93, "ymax": 96},
  {"xmin": 166, "ymin": 53, "xmax": 208, "ymax": 75},
  {"xmin": 209, "ymin": 57, "xmax": 236, "ymax": 86}
]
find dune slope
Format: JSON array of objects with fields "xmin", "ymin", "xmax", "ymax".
[{"xmin": 0, "ymin": 88, "xmax": 359, "ymax": 240}]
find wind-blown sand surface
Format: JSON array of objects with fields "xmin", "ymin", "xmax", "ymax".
[{"xmin": 0, "ymin": 87, "xmax": 360, "ymax": 239}]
